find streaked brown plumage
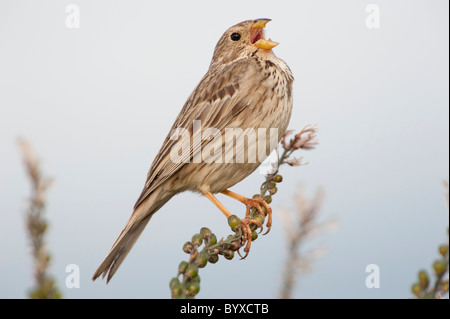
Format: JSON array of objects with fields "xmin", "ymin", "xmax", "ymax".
[{"xmin": 92, "ymin": 19, "xmax": 294, "ymax": 282}]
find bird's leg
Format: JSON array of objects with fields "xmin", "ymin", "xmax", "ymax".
[
  {"xmin": 203, "ymin": 191, "xmax": 232, "ymax": 218},
  {"xmin": 220, "ymin": 190, "xmax": 272, "ymax": 235},
  {"xmin": 203, "ymin": 191, "xmax": 262, "ymax": 259}
]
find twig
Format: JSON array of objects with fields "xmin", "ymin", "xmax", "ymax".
[
  {"xmin": 278, "ymin": 188, "xmax": 337, "ymax": 298},
  {"xmin": 18, "ymin": 139, "xmax": 61, "ymax": 299}
]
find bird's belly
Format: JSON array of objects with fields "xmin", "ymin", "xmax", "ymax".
[
  {"xmin": 174, "ymin": 94, "xmax": 292, "ymax": 194},
  {"xmin": 186, "ymin": 162, "xmax": 262, "ymax": 193}
]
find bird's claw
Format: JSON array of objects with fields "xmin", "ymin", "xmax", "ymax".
[
  {"xmin": 236, "ymin": 217, "xmax": 263, "ymax": 259},
  {"xmin": 244, "ymin": 197, "xmax": 272, "ymax": 235}
]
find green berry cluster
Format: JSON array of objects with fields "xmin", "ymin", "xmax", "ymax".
[
  {"xmin": 412, "ymin": 228, "xmax": 449, "ymax": 298},
  {"xmin": 260, "ymin": 174, "xmax": 283, "ymax": 199},
  {"xmin": 170, "ymin": 175, "xmax": 284, "ymax": 299},
  {"xmin": 170, "ymin": 222, "xmax": 256, "ymax": 298},
  {"xmin": 170, "ymin": 171, "xmax": 286, "ymax": 298}
]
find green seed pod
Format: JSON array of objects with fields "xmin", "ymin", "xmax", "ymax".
[
  {"xmin": 254, "ymin": 214, "xmax": 265, "ymax": 225},
  {"xmin": 200, "ymin": 227, "xmax": 212, "ymax": 238},
  {"xmin": 252, "ymin": 194, "xmax": 261, "ymax": 199},
  {"xmin": 178, "ymin": 261, "xmax": 189, "ymax": 275},
  {"xmin": 191, "ymin": 233, "xmax": 203, "ymax": 247},
  {"xmin": 267, "ymin": 181, "xmax": 277, "ymax": 189},
  {"xmin": 417, "ymin": 270, "xmax": 429, "ymax": 289},
  {"xmin": 269, "ymin": 186, "xmax": 278, "ymax": 195},
  {"xmin": 194, "ymin": 253, "xmax": 208, "ymax": 268},
  {"xmin": 170, "ymin": 277, "xmax": 181, "ymax": 290},
  {"xmin": 185, "ymin": 264, "xmax": 199, "ymax": 279},
  {"xmin": 182, "ymin": 242, "xmax": 194, "ymax": 254},
  {"xmin": 223, "ymin": 250, "xmax": 234, "ymax": 260},
  {"xmin": 433, "ymin": 260, "xmax": 446, "ymax": 276},
  {"xmin": 274, "ymin": 175, "xmax": 283, "ymax": 183},
  {"xmin": 208, "ymin": 254, "xmax": 219, "ymax": 264},
  {"xmin": 208, "ymin": 234, "xmax": 217, "ymax": 245},
  {"xmin": 186, "ymin": 279, "xmax": 200, "ymax": 296},
  {"xmin": 264, "ymin": 195, "xmax": 272, "ymax": 204},
  {"xmin": 191, "ymin": 275, "xmax": 201, "ymax": 285},
  {"xmin": 228, "ymin": 215, "xmax": 241, "ymax": 230},
  {"xmin": 252, "ymin": 230, "xmax": 258, "ymax": 241},
  {"xmin": 438, "ymin": 244, "xmax": 448, "ymax": 258},
  {"xmin": 171, "ymin": 285, "xmax": 182, "ymax": 297},
  {"xmin": 411, "ymin": 283, "xmax": 422, "ymax": 297}
]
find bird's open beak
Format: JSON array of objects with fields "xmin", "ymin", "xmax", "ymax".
[{"xmin": 250, "ymin": 19, "xmax": 279, "ymax": 50}]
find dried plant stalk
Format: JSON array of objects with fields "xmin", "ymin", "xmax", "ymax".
[
  {"xmin": 278, "ymin": 188, "xmax": 338, "ymax": 299},
  {"xmin": 18, "ymin": 139, "xmax": 61, "ymax": 299}
]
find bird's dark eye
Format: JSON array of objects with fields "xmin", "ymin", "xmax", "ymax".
[{"xmin": 230, "ymin": 33, "xmax": 241, "ymax": 41}]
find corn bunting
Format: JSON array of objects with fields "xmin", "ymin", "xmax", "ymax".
[{"xmin": 93, "ymin": 19, "xmax": 294, "ymax": 282}]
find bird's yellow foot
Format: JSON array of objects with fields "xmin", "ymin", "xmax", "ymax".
[
  {"xmin": 228, "ymin": 215, "xmax": 263, "ymax": 259},
  {"xmin": 222, "ymin": 190, "xmax": 272, "ymax": 235},
  {"xmin": 203, "ymin": 190, "xmax": 273, "ymax": 259},
  {"xmin": 244, "ymin": 196, "xmax": 273, "ymax": 235}
]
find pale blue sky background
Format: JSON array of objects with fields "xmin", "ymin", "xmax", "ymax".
[{"xmin": 0, "ymin": 0, "xmax": 448, "ymax": 298}]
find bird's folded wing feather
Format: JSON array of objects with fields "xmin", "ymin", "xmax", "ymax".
[{"xmin": 134, "ymin": 58, "xmax": 267, "ymax": 208}]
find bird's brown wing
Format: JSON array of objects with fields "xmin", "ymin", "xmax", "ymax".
[{"xmin": 134, "ymin": 58, "xmax": 266, "ymax": 208}]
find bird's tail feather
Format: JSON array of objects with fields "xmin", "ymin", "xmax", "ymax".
[{"xmin": 92, "ymin": 188, "xmax": 172, "ymax": 283}]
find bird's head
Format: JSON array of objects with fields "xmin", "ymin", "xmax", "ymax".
[{"xmin": 210, "ymin": 19, "xmax": 279, "ymax": 68}]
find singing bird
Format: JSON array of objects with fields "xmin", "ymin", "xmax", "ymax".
[{"xmin": 92, "ymin": 19, "xmax": 294, "ymax": 282}]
